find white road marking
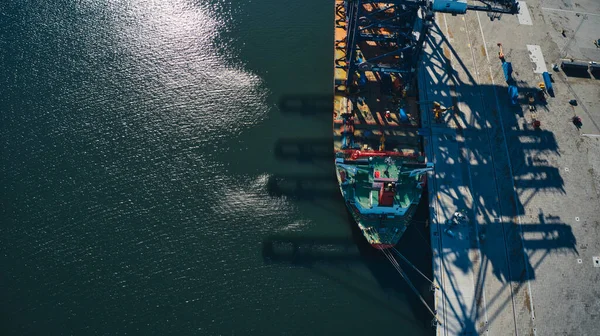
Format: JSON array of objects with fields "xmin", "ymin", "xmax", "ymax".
[
  {"xmin": 527, "ymin": 45, "xmax": 548, "ymax": 73},
  {"xmin": 517, "ymin": 1, "xmax": 533, "ymax": 25}
]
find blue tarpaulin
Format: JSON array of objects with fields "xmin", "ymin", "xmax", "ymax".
[
  {"xmin": 342, "ymin": 135, "xmax": 352, "ymax": 149},
  {"xmin": 508, "ymin": 85, "xmax": 518, "ymax": 105},
  {"xmin": 502, "ymin": 62, "xmax": 513, "ymax": 82},
  {"xmin": 358, "ymin": 71, "xmax": 367, "ymax": 87},
  {"xmin": 542, "ymin": 72, "xmax": 554, "ymax": 97},
  {"xmin": 399, "ymin": 108, "xmax": 409, "ymax": 123}
]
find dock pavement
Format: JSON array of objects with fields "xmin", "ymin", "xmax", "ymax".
[{"xmin": 420, "ymin": 1, "xmax": 600, "ymax": 335}]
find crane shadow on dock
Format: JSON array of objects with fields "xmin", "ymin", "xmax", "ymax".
[
  {"xmin": 429, "ymin": 126, "xmax": 564, "ymax": 227},
  {"xmin": 439, "ymin": 212, "xmax": 577, "ymax": 335},
  {"xmin": 424, "ymin": 22, "xmax": 553, "ymax": 124},
  {"xmin": 422, "ymin": 21, "xmax": 566, "ymax": 218},
  {"xmin": 417, "ymin": 21, "xmax": 577, "ymax": 334},
  {"xmin": 261, "ymin": 194, "xmax": 436, "ymax": 332},
  {"xmin": 422, "ymin": 32, "xmax": 575, "ymax": 332}
]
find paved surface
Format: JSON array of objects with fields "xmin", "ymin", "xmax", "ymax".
[{"xmin": 420, "ymin": 1, "xmax": 600, "ymax": 335}]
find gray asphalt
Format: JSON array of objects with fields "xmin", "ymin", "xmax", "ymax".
[{"xmin": 421, "ymin": 1, "xmax": 600, "ymax": 335}]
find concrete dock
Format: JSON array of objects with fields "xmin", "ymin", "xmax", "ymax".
[{"xmin": 420, "ymin": 1, "xmax": 600, "ymax": 335}]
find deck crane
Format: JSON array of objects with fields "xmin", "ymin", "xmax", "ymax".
[{"xmin": 341, "ymin": 0, "xmax": 521, "ymax": 328}]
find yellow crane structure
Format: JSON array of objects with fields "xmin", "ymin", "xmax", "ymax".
[
  {"xmin": 379, "ymin": 133, "xmax": 386, "ymax": 151},
  {"xmin": 432, "ymin": 102, "xmax": 454, "ymax": 123}
]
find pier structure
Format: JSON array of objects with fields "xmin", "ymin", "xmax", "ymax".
[{"xmin": 419, "ymin": 0, "xmax": 600, "ymax": 335}]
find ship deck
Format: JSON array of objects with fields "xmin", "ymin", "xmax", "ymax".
[
  {"xmin": 421, "ymin": 1, "xmax": 600, "ymax": 335},
  {"xmin": 333, "ymin": 0, "xmax": 422, "ymax": 156}
]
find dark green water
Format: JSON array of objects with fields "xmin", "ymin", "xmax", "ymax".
[{"xmin": 0, "ymin": 1, "xmax": 433, "ymax": 335}]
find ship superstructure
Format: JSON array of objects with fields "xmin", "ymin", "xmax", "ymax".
[{"xmin": 335, "ymin": 154, "xmax": 432, "ymax": 248}]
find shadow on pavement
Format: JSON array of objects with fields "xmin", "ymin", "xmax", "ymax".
[{"xmin": 418, "ymin": 20, "xmax": 577, "ymax": 335}]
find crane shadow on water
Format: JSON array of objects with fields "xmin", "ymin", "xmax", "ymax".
[
  {"xmin": 267, "ymin": 93, "xmax": 434, "ymax": 333},
  {"xmin": 262, "ymin": 182, "xmax": 436, "ymax": 333}
]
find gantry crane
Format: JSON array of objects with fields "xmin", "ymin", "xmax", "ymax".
[{"xmin": 343, "ymin": 0, "xmax": 519, "ymax": 94}]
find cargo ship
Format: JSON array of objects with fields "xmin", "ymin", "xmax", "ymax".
[{"xmin": 333, "ymin": 0, "xmax": 433, "ymax": 249}]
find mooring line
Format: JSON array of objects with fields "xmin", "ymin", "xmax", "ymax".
[{"xmin": 380, "ymin": 248, "xmax": 439, "ymax": 323}]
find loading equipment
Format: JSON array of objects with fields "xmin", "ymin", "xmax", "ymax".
[{"xmin": 343, "ymin": 1, "xmax": 520, "ymax": 96}]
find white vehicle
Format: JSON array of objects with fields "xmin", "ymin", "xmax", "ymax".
[{"xmin": 446, "ymin": 211, "xmax": 468, "ymax": 226}]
